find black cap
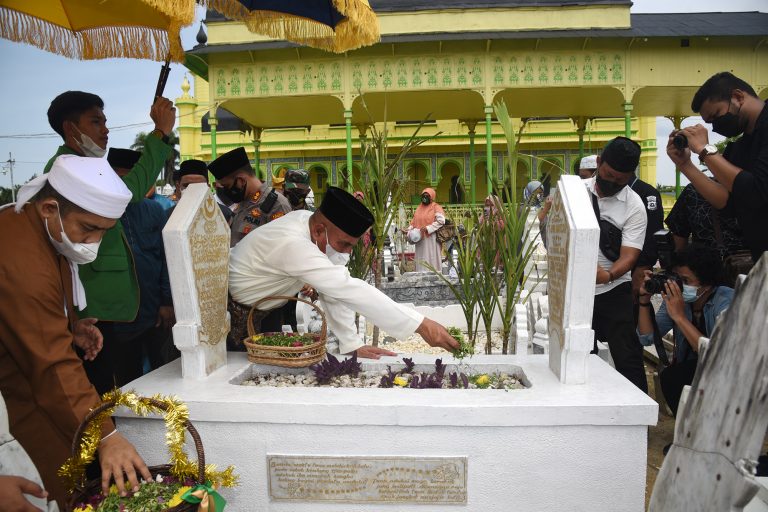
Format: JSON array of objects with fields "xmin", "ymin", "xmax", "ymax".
[
  {"xmin": 600, "ymin": 136, "xmax": 641, "ymax": 173},
  {"xmin": 107, "ymin": 148, "xmax": 141, "ymax": 170},
  {"xmin": 179, "ymin": 159, "xmax": 208, "ymax": 178},
  {"xmin": 208, "ymin": 147, "xmax": 251, "ymax": 180},
  {"xmin": 319, "ymin": 186, "xmax": 374, "ymax": 237}
]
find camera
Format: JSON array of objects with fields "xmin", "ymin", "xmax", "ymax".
[
  {"xmin": 645, "ymin": 270, "xmax": 683, "ymax": 295},
  {"xmin": 672, "ymin": 133, "xmax": 688, "ymax": 150},
  {"xmin": 644, "ymin": 230, "xmax": 683, "ymax": 294}
]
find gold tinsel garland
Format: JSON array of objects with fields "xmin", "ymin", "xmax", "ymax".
[{"xmin": 59, "ymin": 390, "xmax": 238, "ymax": 491}]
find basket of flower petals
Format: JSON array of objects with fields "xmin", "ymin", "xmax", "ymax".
[
  {"xmin": 64, "ymin": 391, "xmax": 237, "ymax": 512},
  {"xmin": 243, "ymin": 295, "xmax": 327, "ymax": 368}
]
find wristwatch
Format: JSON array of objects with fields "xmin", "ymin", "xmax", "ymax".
[{"xmin": 699, "ymin": 144, "xmax": 718, "ymax": 163}]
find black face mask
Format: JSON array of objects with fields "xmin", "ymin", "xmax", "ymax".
[
  {"xmin": 595, "ymin": 174, "xmax": 625, "ymax": 197},
  {"xmin": 286, "ymin": 189, "xmax": 307, "ymax": 208},
  {"xmin": 712, "ymin": 100, "xmax": 745, "ymax": 138},
  {"xmin": 218, "ymin": 179, "xmax": 246, "ymax": 204},
  {"xmin": 421, "ymin": 195, "xmax": 430, "ymax": 205}
]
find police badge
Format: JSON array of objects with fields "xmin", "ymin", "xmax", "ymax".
[{"xmin": 646, "ymin": 196, "xmax": 658, "ymax": 211}]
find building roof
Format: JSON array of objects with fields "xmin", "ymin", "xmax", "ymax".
[
  {"xmin": 369, "ymin": 0, "xmax": 630, "ymax": 11},
  {"xmin": 192, "ymin": 12, "xmax": 768, "ymax": 56}
]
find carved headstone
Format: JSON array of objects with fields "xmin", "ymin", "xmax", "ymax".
[
  {"xmin": 546, "ymin": 175, "xmax": 599, "ymax": 384},
  {"xmin": 649, "ymin": 254, "xmax": 768, "ymax": 511},
  {"xmin": 380, "ymin": 272, "xmax": 460, "ymax": 306},
  {"xmin": 163, "ymin": 183, "xmax": 230, "ymax": 378}
]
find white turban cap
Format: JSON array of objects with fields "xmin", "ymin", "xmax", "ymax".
[
  {"xmin": 579, "ymin": 155, "xmax": 598, "ymax": 170},
  {"xmin": 15, "ymin": 155, "xmax": 132, "ymax": 217}
]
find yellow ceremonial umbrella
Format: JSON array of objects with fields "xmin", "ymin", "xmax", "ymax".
[
  {"xmin": 207, "ymin": 0, "xmax": 380, "ymax": 53},
  {"xmin": 0, "ymin": 0, "xmax": 196, "ymax": 63}
]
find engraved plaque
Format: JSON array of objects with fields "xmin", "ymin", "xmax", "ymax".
[
  {"xmin": 189, "ymin": 195, "xmax": 230, "ymax": 346},
  {"xmin": 546, "ymin": 190, "xmax": 569, "ymax": 351},
  {"xmin": 268, "ymin": 455, "xmax": 467, "ymax": 504}
]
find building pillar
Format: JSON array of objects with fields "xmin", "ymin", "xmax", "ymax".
[
  {"xmin": 574, "ymin": 116, "xmax": 588, "ymax": 164},
  {"xmin": 465, "ymin": 120, "xmax": 478, "ymax": 204},
  {"xmin": 344, "ymin": 109, "xmax": 353, "ymax": 192},
  {"xmin": 252, "ymin": 127, "xmax": 263, "ymax": 181},
  {"xmin": 484, "ymin": 106, "xmax": 494, "ymax": 196},
  {"xmin": 623, "ymin": 102, "xmax": 633, "ymax": 138},
  {"xmin": 209, "ymin": 116, "xmax": 218, "ymax": 161},
  {"xmin": 672, "ymin": 115, "xmax": 684, "ymax": 198},
  {"xmin": 356, "ymin": 124, "xmax": 369, "ymax": 190}
]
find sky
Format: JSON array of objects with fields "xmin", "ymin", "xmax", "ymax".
[{"xmin": 0, "ymin": 0, "xmax": 765, "ymax": 189}]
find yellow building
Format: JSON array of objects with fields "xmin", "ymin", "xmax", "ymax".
[{"xmin": 179, "ymin": 1, "xmax": 768, "ymax": 205}]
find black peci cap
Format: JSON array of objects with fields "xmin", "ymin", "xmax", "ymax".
[
  {"xmin": 600, "ymin": 136, "xmax": 641, "ymax": 173},
  {"xmin": 179, "ymin": 159, "xmax": 209, "ymax": 178},
  {"xmin": 208, "ymin": 147, "xmax": 251, "ymax": 180},
  {"xmin": 107, "ymin": 148, "xmax": 141, "ymax": 171},
  {"xmin": 319, "ymin": 186, "xmax": 374, "ymax": 237}
]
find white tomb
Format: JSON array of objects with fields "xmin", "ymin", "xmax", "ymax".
[{"xmin": 115, "ymin": 177, "xmax": 657, "ymax": 511}]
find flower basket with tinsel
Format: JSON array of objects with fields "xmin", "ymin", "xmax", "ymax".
[
  {"xmin": 62, "ymin": 391, "xmax": 237, "ymax": 512},
  {"xmin": 243, "ymin": 295, "xmax": 327, "ymax": 368}
]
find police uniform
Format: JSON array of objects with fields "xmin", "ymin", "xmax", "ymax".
[{"xmin": 229, "ymin": 182, "xmax": 292, "ymax": 247}]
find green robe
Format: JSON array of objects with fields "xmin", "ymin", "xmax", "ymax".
[{"xmin": 44, "ymin": 136, "xmax": 171, "ymax": 321}]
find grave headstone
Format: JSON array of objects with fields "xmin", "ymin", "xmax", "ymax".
[
  {"xmin": 163, "ymin": 183, "xmax": 230, "ymax": 378},
  {"xmin": 380, "ymin": 272, "xmax": 459, "ymax": 306},
  {"xmin": 649, "ymin": 254, "xmax": 768, "ymax": 511},
  {"xmin": 546, "ymin": 175, "xmax": 599, "ymax": 384},
  {"xmin": 514, "ymin": 303, "xmax": 529, "ymax": 355}
]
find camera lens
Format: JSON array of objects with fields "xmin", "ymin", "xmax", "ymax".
[{"xmin": 673, "ymin": 134, "xmax": 688, "ymax": 150}]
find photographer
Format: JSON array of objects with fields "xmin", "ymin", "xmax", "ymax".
[
  {"xmin": 668, "ymin": 72, "xmax": 767, "ymax": 261},
  {"xmin": 637, "ymin": 244, "xmax": 733, "ymax": 416}
]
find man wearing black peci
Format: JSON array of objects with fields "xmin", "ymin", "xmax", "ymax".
[{"xmin": 588, "ymin": 137, "xmax": 649, "ymax": 392}]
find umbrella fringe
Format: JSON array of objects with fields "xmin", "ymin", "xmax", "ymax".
[
  {"xmin": 0, "ymin": 7, "xmax": 187, "ymax": 62},
  {"xmin": 204, "ymin": 0, "xmax": 380, "ymax": 53}
]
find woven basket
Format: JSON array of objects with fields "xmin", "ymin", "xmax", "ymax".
[
  {"xmin": 242, "ymin": 295, "xmax": 327, "ymax": 368},
  {"xmin": 435, "ymin": 220, "xmax": 456, "ymax": 244},
  {"xmin": 67, "ymin": 398, "xmax": 205, "ymax": 512}
]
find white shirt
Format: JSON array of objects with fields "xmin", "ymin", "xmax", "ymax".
[
  {"xmin": 585, "ymin": 177, "xmax": 647, "ymax": 295},
  {"xmin": 229, "ymin": 210, "xmax": 424, "ymax": 354}
]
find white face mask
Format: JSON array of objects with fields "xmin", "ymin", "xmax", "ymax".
[
  {"xmin": 45, "ymin": 202, "xmax": 101, "ymax": 264},
  {"xmin": 322, "ymin": 228, "xmax": 350, "ymax": 266},
  {"xmin": 72, "ymin": 125, "xmax": 107, "ymax": 158}
]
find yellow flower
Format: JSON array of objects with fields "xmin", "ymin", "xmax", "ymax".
[
  {"xmin": 73, "ymin": 506, "xmax": 93, "ymax": 512},
  {"xmin": 109, "ymin": 484, "xmax": 119, "ymax": 495},
  {"xmin": 475, "ymin": 374, "xmax": 490, "ymax": 386},
  {"xmin": 251, "ymin": 334, "xmax": 263, "ymax": 342},
  {"xmin": 168, "ymin": 486, "xmax": 192, "ymax": 507},
  {"xmin": 393, "ymin": 376, "xmax": 408, "ymax": 387}
]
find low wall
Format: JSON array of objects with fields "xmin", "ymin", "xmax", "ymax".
[{"xmin": 116, "ymin": 353, "xmax": 657, "ymax": 512}]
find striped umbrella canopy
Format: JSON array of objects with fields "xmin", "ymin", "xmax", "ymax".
[{"xmin": 206, "ymin": 0, "xmax": 380, "ymax": 53}]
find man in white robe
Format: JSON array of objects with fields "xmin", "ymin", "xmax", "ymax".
[{"xmin": 229, "ymin": 187, "xmax": 459, "ymax": 358}]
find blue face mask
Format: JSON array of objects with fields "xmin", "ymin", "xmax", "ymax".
[{"xmin": 682, "ymin": 284, "xmax": 699, "ymax": 303}]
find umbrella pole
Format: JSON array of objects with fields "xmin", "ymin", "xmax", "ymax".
[{"xmin": 154, "ymin": 57, "xmax": 172, "ymax": 100}]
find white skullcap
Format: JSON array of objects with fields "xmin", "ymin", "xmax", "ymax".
[
  {"xmin": 15, "ymin": 155, "xmax": 132, "ymax": 217},
  {"xmin": 579, "ymin": 155, "xmax": 598, "ymax": 170}
]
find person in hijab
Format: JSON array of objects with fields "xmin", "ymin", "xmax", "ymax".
[
  {"xmin": 0, "ymin": 155, "xmax": 153, "ymax": 508},
  {"xmin": 404, "ymin": 188, "xmax": 445, "ymax": 272},
  {"xmin": 523, "ymin": 180, "xmax": 544, "ymax": 208}
]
